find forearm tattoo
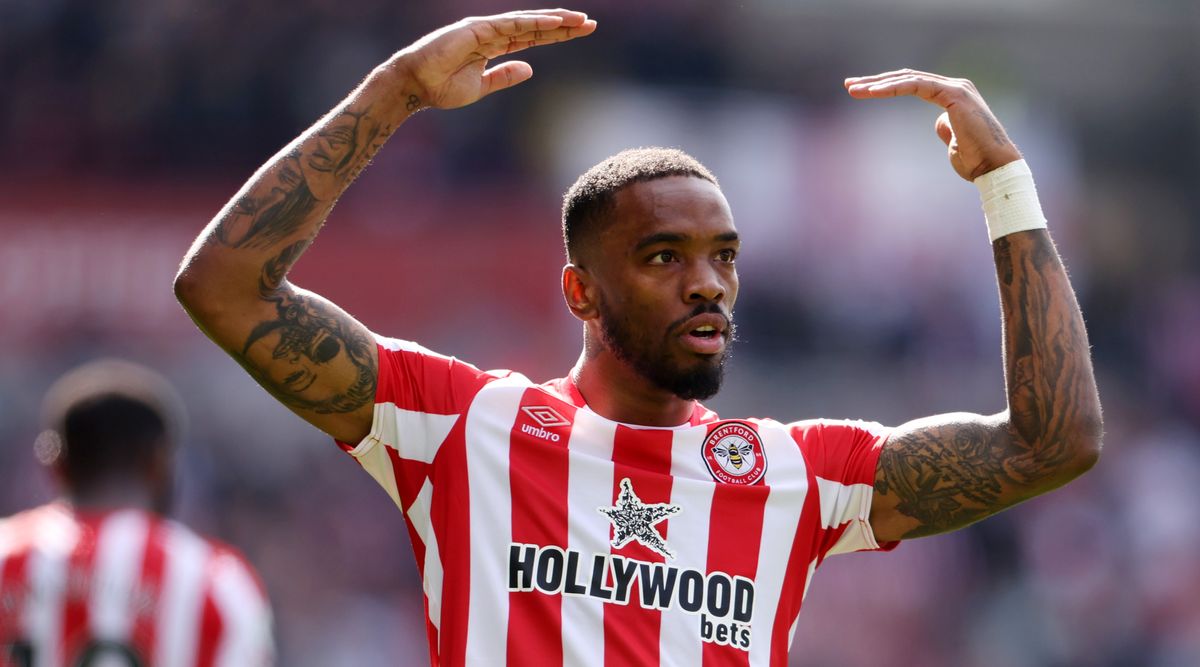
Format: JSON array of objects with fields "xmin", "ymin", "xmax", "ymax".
[
  {"xmin": 876, "ymin": 232, "xmax": 1097, "ymax": 538},
  {"xmin": 215, "ymin": 104, "xmax": 397, "ymax": 250},
  {"xmin": 203, "ymin": 97, "xmax": 410, "ymax": 414}
]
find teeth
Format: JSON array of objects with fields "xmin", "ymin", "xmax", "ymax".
[{"xmin": 695, "ymin": 325, "xmax": 715, "ymax": 332}]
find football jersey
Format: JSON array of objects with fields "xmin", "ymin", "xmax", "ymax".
[
  {"xmin": 0, "ymin": 503, "xmax": 273, "ymax": 667},
  {"xmin": 338, "ymin": 336, "xmax": 897, "ymax": 667}
]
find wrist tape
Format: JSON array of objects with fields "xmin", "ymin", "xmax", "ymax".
[{"xmin": 973, "ymin": 159, "xmax": 1048, "ymax": 242}]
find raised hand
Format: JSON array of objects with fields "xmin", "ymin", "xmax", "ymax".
[
  {"xmin": 845, "ymin": 69, "xmax": 1022, "ymax": 181},
  {"xmin": 393, "ymin": 9, "xmax": 597, "ymax": 110}
]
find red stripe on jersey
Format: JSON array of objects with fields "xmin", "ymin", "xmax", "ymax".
[
  {"xmin": 702, "ymin": 483, "xmax": 768, "ymax": 667},
  {"xmin": 378, "ymin": 342, "xmax": 495, "ymax": 416},
  {"xmin": 390, "ymin": 448, "xmax": 432, "ymax": 518},
  {"xmin": 604, "ymin": 426, "xmax": 674, "ymax": 667},
  {"xmin": 769, "ymin": 457, "xmax": 824, "ymax": 667},
  {"xmin": 387, "ymin": 444, "xmax": 431, "ymax": 578},
  {"xmin": 60, "ymin": 518, "xmax": 98, "ymax": 661},
  {"xmin": 0, "ymin": 551, "xmax": 31, "ymax": 643},
  {"xmin": 131, "ymin": 518, "xmax": 167, "ymax": 661},
  {"xmin": 194, "ymin": 585, "xmax": 223, "ymax": 667},
  {"xmin": 506, "ymin": 391, "xmax": 576, "ymax": 667},
  {"xmin": 429, "ymin": 416, "xmax": 472, "ymax": 667}
]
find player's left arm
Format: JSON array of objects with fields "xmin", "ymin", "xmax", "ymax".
[{"xmin": 844, "ymin": 70, "xmax": 1104, "ymax": 541}]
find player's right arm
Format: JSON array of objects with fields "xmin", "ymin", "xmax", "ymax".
[{"xmin": 174, "ymin": 10, "xmax": 596, "ymax": 444}]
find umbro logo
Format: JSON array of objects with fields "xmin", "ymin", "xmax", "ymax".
[
  {"xmin": 519, "ymin": 405, "xmax": 570, "ymax": 443},
  {"xmin": 521, "ymin": 405, "xmax": 570, "ymax": 428}
]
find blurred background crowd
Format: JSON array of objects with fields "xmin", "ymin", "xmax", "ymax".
[{"xmin": 2, "ymin": 0, "xmax": 1198, "ymax": 665}]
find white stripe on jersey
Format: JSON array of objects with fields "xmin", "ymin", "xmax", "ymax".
[
  {"xmin": 407, "ymin": 479, "xmax": 444, "ymax": 632},
  {"xmin": 210, "ymin": 553, "xmax": 271, "ymax": 667},
  {"xmin": 89, "ymin": 510, "xmax": 149, "ymax": 641},
  {"xmin": 658, "ymin": 426, "xmax": 715, "ymax": 667},
  {"xmin": 748, "ymin": 423, "xmax": 810, "ymax": 666},
  {"xmin": 816, "ymin": 477, "xmax": 881, "ymax": 556},
  {"xmin": 560, "ymin": 409, "xmax": 616, "ymax": 667},
  {"xmin": 355, "ymin": 431, "xmax": 405, "ymax": 511},
  {"xmin": 352, "ymin": 403, "xmax": 459, "ymax": 467},
  {"xmin": 155, "ymin": 524, "xmax": 210, "ymax": 667},
  {"xmin": 25, "ymin": 511, "xmax": 76, "ymax": 667},
  {"xmin": 788, "ymin": 560, "xmax": 819, "ymax": 650},
  {"xmin": 463, "ymin": 378, "xmax": 527, "ymax": 667}
]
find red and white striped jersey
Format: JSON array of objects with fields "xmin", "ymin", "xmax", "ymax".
[
  {"xmin": 0, "ymin": 503, "xmax": 273, "ymax": 667},
  {"xmin": 339, "ymin": 337, "xmax": 898, "ymax": 667}
]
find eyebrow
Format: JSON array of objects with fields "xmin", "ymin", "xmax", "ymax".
[{"xmin": 633, "ymin": 231, "xmax": 740, "ymax": 252}]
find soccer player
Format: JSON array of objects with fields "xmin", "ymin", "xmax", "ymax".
[
  {"xmin": 0, "ymin": 360, "xmax": 274, "ymax": 667},
  {"xmin": 174, "ymin": 9, "xmax": 1102, "ymax": 666}
]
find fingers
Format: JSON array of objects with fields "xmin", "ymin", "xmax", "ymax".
[
  {"xmin": 477, "ymin": 19, "xmax": 598, "ymax": 58},
  {"xmin": 934, "ymin": 112, "xmax": 953, "ymax": 147},
  {"xmin": 479, "ymin": 61, "xmax": 534, "ymax": 98},
  {"xmin": 844, "ymin": 69, "xmax": 976, "ymax": 108},
  {"xmin": 469, "ymin": 9, "xmax": 592, "ymax": 41},
  {"xmin": 844, "ymin": 68, "xmax": 956, "ymax": 87}
]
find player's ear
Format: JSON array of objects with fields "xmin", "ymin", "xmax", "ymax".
[{"xmin": 563, "ymin": 263, "xmax": 598, "ymax": 321}]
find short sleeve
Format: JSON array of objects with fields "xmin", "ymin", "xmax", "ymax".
[
  {"xmin": 789, "ymin": 419, "xmax": 899, "ymax": 559},
  {"xmin": 336, "ymin": 336, "xmax": 504, "ymax": 511}
]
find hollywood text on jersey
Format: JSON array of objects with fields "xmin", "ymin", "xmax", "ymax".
[{"xmin": 508, "ymin": 543, "xmax": 756, "ymax": 651}]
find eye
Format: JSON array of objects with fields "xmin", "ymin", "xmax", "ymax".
[
  {"xmin": 717, "ymin": 248, "xmax": 737, "ymax": 263},
  {"xmin": 648, "ymin": 250, "xmax": 677, "ymax": 265}
]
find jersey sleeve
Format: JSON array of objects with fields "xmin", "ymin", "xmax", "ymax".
[
  {"xmin": 336, "ymin": 336, "xmax": 503, "ymax": 512},
  {"xmin": 789, "ymin": 419, "xmax": 899, "ymax": 559},
  {"xmin": 208, "ymin": 549, "xmax": 275, "ymax": 667}
]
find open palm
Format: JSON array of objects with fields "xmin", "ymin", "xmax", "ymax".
[
  {"xmin": 845, "ymin": 69, "xmax": 1023, "ymax": 181},
  {"xmin": 398, "ymin": 9, "xmax": 596, "ymax": 110}
]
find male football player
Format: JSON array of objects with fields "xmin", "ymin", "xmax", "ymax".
[
  {"xmin": 0, "ymin": 360, "xmax": 273, "ymax": 666},
  {"xmin": 175, "ymin": 9, "xmax": 1101, "ymax": 666}
]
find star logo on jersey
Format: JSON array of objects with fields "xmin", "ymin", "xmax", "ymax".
[{"xmin": 598, "ymin": 478, "xmax": 681, "ymax": 559}]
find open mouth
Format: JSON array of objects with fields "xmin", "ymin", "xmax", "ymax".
[{"xmin": 680, "ymin": 321, "xmax": 728, "ymax": 356}]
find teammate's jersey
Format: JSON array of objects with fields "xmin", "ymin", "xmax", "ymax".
[
  {"xmin": 0, "ymin": 503, "xmax": 273, "ymax": 667},
  {"xmin": 339, "ymin": 337, "xmax": 898, "ymax": 667}
]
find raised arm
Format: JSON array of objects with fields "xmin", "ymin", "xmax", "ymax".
[
  {"xmin": 843, "ymin": 70, "xmax": 1103, "ymax": 541},
  {"xmin": 174, "ymin": 10, "xmax": 596, "ymax": 443}
]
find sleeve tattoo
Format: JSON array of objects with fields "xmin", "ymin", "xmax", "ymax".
[
  {"xmin": 205, "ymin": 104, "xmax": 401, "ymax": 414},
  {"xmin": 875, "ymin": 233, "xmax": 1093, "ymax": 538}
]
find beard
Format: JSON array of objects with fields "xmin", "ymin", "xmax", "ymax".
[{"xmin": 597, "ymin": 300, "xmax": 733, "ymax": 401}]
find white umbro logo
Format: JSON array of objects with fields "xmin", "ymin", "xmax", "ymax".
[{"xmin": 521, "ymin": 405, "xmax": 570, "ymax": 428}]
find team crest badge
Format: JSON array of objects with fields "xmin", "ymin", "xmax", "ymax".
[{"xmin": 702, "ymin": 421, "xmax": 767, "ymax": 485}]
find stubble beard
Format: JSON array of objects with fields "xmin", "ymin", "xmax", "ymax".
[{"xmin": 597, "ymin": 300, "xmax": 731, "ymax": 401}]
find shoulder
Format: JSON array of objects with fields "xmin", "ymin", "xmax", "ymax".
[
  {"xmin": 785, "ymin": 418, "xmax": 891, "ymax": 442},
  {"xmin": 162, "ymin": 519, "xmax": 270, "ymax": 604},
  {"xmin": 0, "ymin": 502, "xmax": 78, "ymax": 558}
]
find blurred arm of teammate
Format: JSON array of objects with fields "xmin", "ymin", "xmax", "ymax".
[
  {"xmin": 843, "ymin": 70, "xmax": 1104, "ymax": 541},
  {"xmin": 174, "ymin": 10, "xmax": 597, "ymax": 444}
]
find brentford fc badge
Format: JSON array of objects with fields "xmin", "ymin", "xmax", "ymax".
[{"xmin": 702, "ymin": 421, "xmax": 767, "ymax": 485}]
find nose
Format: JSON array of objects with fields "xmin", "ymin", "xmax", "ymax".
[{"xmin": 685, "ymin": 262, "xmax": 727, "ymax": 304}]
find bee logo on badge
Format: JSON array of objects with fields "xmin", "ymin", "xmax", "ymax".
[{"xmin": 702, "ymin": 421, "xmax": 767, "ymax": 485}]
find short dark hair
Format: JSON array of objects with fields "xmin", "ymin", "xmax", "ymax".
[
  {"xmin": 561, "ymin": 147, "xmax": 718, "ymax": 262},
  {"xmin": 40, "ymin": 359, "xmax": 185, "ymax": 492}
]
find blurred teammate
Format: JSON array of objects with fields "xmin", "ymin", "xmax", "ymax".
[
  {"xmin": 0, "ymin": 360, "xmax": 273, "ymax": 667},
  {"xmin": 175, "ymin": 9, "xmax": 1102, "ymax": 666}
]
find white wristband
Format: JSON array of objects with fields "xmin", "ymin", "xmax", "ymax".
[{"xmin": 973, "ymin": 159, "xmax": 1048, "ymax": 243}]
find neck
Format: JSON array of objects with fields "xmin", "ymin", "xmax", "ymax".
[
  {"xmin": 68, "ymin": 481, "xmax": 159, "ymax": 514},
  {"xmin": 571, "ymin": 348, "xmax": 696, "ymax": 427}
]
